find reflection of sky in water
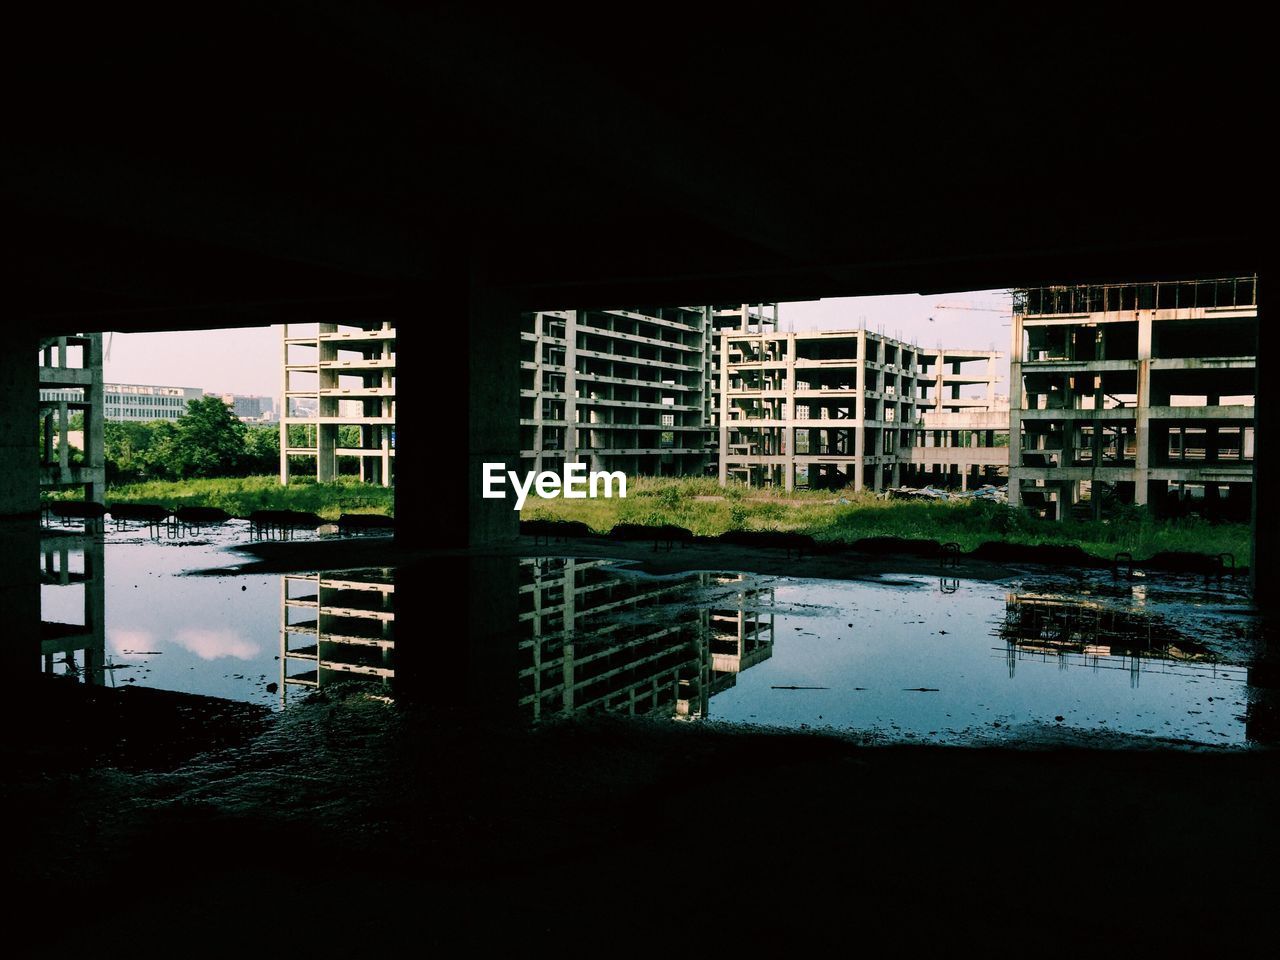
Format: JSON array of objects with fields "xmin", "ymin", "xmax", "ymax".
[
  {"xmin": 38, "ymin": 528, "xmax": 1262, "ymax": 742},
  {"xmin": 703, "ymin": 577, "xmax": 1249, "ymax": 745},
  {"xmin": 41, "ymin": 528, "xmax": 283, "ymax": 707}
]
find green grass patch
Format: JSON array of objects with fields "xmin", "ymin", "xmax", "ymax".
[
  {"xmin": 522, "ymin": 476, "xmax": 1251, "ymax": 563},
  {"xmin": 48, "ymin": 476, "xmax": 394, "ymax": 521}
]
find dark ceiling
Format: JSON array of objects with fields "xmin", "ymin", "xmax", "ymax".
[{"xmin": 6, "ymin": 4, "xmax": 1268, "ymax": 331}]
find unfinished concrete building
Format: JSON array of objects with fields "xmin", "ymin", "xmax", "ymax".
[
  {"xmin": 280, "ymin": 322, "xmax": 395, "ymax": 486},
  {"xmin": 39, "ymin": 534, "xmax": 105, "ymax": 686},
  {"xmin": 906, "ymin": 348, "xmax": 1009, "ymax": 489},
  {"xmin": 38, "ymin": 334, "xmax": 105, "ymax": 502},
  {"xmin": 279, "ymin": 569, "xmax": 395, "ymax": 702},
  {"xmin": 519, "ymin": 304, "xmax": 776, "ymax": 477},
  {"xmin": 705, "ymin": 304, "xmax": 779, "ymax": 444},
  {"xmin": 1009, "ymin": 277, "xmax": 1257, "ymax": 520},
  {"xmin": 518, "ymin": 559, "xmax": 773, "ymax": 721},
  {"xmin": 719, "ymin": 329, "xmax": 922, "ymax": 491}
]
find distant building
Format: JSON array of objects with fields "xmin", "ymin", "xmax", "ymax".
[
  {"xmin": 280, "ymin": 321, "xmax": 395, "ymax": 486},
  {"xmin": 718, "ymin": 330, "xmax": 1009, "ymax": 492},
  {"xmin": 94, "ymin": 383, "xmax": 204, "ymax": 422},
  {"xmin": 720, "ymin": 329, "xmax": 904, "ymax": 491},
  {"xmin": 219, "ymin": 393, "xmax": 277, "ymax": 423},
  {"xmin": 905, "ymin": 348, "xmax": 1008, "ymax": 490},
  {"xmin": 1009, "ymin": 276, "xmax": 1257, "ymax": 520},
  {"xmin": 520, "ymin": 304, "xmax": 777, "ymax": 478}
]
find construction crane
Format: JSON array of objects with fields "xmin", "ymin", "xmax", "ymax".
[
  {"xmin": 933, "ymin": 301, "xmax": 1010, "ymax": 312},
  {"xmin": 933, "ymin": 300, "xmax": 1013, "ymax": 325}
]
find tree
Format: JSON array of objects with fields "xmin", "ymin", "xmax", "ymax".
[
  {"xmin": 243, "ymin": 425, "xmax": 280, "ymax": 475},
  {"xmin": 164, "ymin": 396, "xmax": 247, "ymax": 479},
  {"xmin": 104, "ymin": 421, "xmax": 165, "ymax": 483}
]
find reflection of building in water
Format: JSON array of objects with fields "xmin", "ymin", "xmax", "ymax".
[
  {"xmin": 999, "ymin": 593, "xmax": 1222, "ymax": 687},
  {"xmin": 707, "ymin": 574, "xmax": 775, "ymax": 696},
  {"xmin": 280, "ymin": 570, "xmax": 395, "ymax": 701},
  {"xmin": 518, "ymin": 560, "xmax": 773, "ymax": 721},
  {"xmin": 40, "ymin": 533, "xmax": 105, "ymax": 684}
]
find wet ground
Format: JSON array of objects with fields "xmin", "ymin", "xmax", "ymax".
[
  {"xmin": 36, "ymin": 521, "xmax": 1274, "ymax": 746},
  {"xmin": 14, "ymin": 522, "xmax": 1280, "ymax": 952}
]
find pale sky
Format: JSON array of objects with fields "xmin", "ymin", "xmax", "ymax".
[
  {"xmin": 102, "ymin": 288, "xmax": 1014, "ymax": 397},
  {"xmin": 103, "ymin": 325, "xmax": 283, "ymax": 397}
]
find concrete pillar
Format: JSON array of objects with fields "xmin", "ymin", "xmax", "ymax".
[
  {"xmin": 382, "ymin": 325, "xmax": 394, "ymax": 486},
  {"xmin": 316, "ymin": 323, "xmax": 337, "ymax": 482},
  {"xmin": 1253, "ymin": 286, "xmax": 1276, "ymax": 605},
  {"xmin": 563, "ymin": 310, "xmax": 579, "ymax": 466},
  {"xmin": 83, "ymin": 535, "xmax": 106, "ymax": 685},
  {"xmin": 854, "ymin": 331, "xmax": 866, "ymax": 491},
  {"xmin": 1, "ymin": 333, "xmax": 40, "ymax": 684},
  {"xmin": 1134, "ymin": 313, "xmax": 1153, "ymax": 505},
  {"xmin": 278, "ymin": 325, "xmax": 290, "ymax": 485},
  {"xmin": 718, "ymin": 330, "xmax": 730, "ymax": 485},
  {"xmin": 784, "ymin": 333, "xmax": 795, "ymax": 493},
  {"xmin": 1008, "ymin": 314, "xmax": 1024, "ymax": 508},
  {"xmin": 84, "ymin": 333, "xmax": 105, "ymax": 502},
  {"xmin": 393, "ymin": 555, "xmax": 519, "ymax": 711},
  {"xmin": 394, "ymin": 280, "xmax": 521, "ymax": 547}
]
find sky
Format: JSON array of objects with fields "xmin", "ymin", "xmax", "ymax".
[{"xmin": 101, "ymin": 288, "xmax": 1015, "ymax": 397}]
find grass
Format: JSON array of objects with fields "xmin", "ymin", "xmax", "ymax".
[
  {"xmin": 49, "ymin": 476, "xmax": 395, "ymax": 521},
  {"xmin": 521, "ymin": 476, "xmax": 1251, "ymax": 563},
  {"xmin": 47, "ymin": 473, "xmax": 1250, "ymax": 563}
]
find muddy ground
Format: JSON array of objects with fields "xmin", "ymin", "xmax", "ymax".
[
  {"xmin": 7, "ymin": 538, "xmax": 1278, "ymax": 952},
  {"xmin": 8, "ymin": 681, "xmax": 1280, "ymax": 951}
]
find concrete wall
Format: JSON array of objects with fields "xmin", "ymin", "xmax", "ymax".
[{"xmin": 1, "ymin": 336, "xmax": 40, "ymax": 682}]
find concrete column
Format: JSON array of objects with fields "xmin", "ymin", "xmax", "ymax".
[
  {"xmin": 1008, "ymin": 314, "xmax": 1024, "ymax": 507},
  {"xmin": 316, "ymin": 322, "xmax": 338, "ymax": 482},
  {"xmin": 1134, "ymin": 313, "xmax": 1153, "ymax": 505},
  {"xmin": 85, "ymin": 333, "xmax": 105, "ymax": 502},
  {"xmin": 563, "ymin": 310, "xmax": 579, "ymax": 466},
  {"xmin": 83, "ymin": 536, "xmax": 106, "ymax": 685},
  {"xmin": 382, "ymin": 328, "xmax": 393, "ymax": 487},
  {"xmin": 718, "ymin": 330, "xmax": 730, "ymax": 485},
  {"xmin": 394, "ymin": 280, "xmax": 520, "ymax": 548},
  {"xmin": 278, "ymin": 324, "xmax": 290, "ymax": 484},
  {"xmin": 933, "ymin": 350, "xmax": 944, "ymax": 415},
  {"xmin": 1, "ymin": 333, "xmax": 41, "ymax": 684},
  {"xmin": 393, "ymin": 555, "xmax": 519, "ymax": 712},
  {"xmin": 784, "ymin": 333, "xmax": 795, "ymax": 492},
  {"xmin": 854, "ymin": 331, "xmax": 866, "ymax": 491},
  {"xmin": 1253, "ymin": 285, "xmax": 1276, "ymax": 604}
]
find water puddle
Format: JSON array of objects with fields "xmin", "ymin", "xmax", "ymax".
[{"xmin": 38, "ymin": 525, "xmax": 1274, "ymax": 746}]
